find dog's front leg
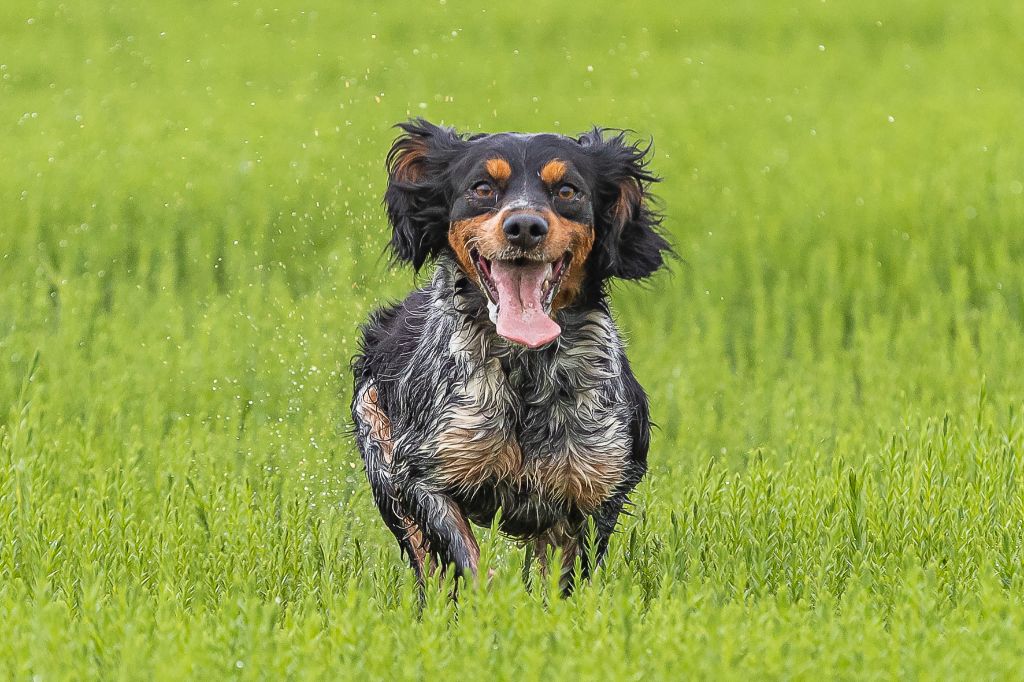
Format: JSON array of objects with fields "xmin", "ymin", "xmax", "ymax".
[
  {"xmin": 403, "ymin": 482, "xmax": 480, "ymax": 581},
  {"xmin": 528, "ymin": 495, "xmax": 634, "ymax": 596},
  {"xmin": 528, "ymin": 521, "xmax": 582, "ymax": 596}
]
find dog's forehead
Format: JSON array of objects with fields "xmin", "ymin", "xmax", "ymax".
[{"xmin": 468, "ymin": 133, "xmax": 583, "ymax": 170}]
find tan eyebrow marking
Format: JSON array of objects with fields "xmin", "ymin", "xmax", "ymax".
[
  {"xmin": 485, "ymin": 158, "xmax": 512, "ymax": 183},
  {"xmin": 540, "ymin": 159, "xmax": 567, "ymax": 185}
]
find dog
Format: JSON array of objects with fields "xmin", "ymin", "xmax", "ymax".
[{"xmin": 351, "ymin": 119, "xmax": 670, "ymax": 594}]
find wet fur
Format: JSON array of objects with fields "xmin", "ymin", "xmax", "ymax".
[{"xmin": 353, "ymin": 119, "xmax": 670, "ymax": 594}]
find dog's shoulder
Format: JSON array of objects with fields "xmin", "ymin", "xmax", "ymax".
[{"xmin": 352, "ymin": 286, "xmax": 432, "ymax": 411}]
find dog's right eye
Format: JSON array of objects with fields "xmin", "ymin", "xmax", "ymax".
[{"xmin": 472, "ymin": 181, "xmax": 495, "ymax": 199}]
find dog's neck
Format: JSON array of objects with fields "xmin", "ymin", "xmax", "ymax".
[{"xmin": 423, "ymin": 254, "xmax": 623, "ymax": 395}]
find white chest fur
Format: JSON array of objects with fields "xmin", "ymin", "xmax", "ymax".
[{"xmin": 426, "ymin": 310, "xmax": 634, "ymax": 511}]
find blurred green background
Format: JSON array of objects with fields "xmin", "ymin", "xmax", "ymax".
[{"xmin": 2, "ymin": 0, "xmax": 1024, "ymax": 678}]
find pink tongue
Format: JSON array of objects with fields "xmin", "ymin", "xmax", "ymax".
[{"xmin": 489, "ymin": 261, "xmax": 561, "ymax": 348}]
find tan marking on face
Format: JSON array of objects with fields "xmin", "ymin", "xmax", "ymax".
[
  {"xmin": 485, "ymin": 157, "xmax": 512, "ymax": 183},
  {"xmin": 449, "ymin": 208, "xmax": 594, "ymax": 314},
  {"xmin": 449, "ymin": 214, "xmax": 500, "ymax": 290},
  {"xmin": 540, "ymin": 159, "xmax": 567, "ymax": 185},
  {"xmin": 543, "ymin": 211, "xmax": 595, "ymax": 313}
]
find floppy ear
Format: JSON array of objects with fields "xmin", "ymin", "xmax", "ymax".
[
  {"xmin": 578, "ymin": 128, "xmax": 672, "ymax": 280},
  {"xmin": 383, "ymin": 118, "xmax": 465, "ymax": 270}
]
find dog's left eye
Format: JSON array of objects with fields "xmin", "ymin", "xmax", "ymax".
[
  {"xmin": 556, "ymin": 184, "xmax": 578, "ymax": 200},
  {"xmin": 472, "ymin": 182, "xmax": 495, "ymax": 199}
]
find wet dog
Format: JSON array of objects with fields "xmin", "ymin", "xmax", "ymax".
[{"xmin": 351, "ymin": 119, "xmax": 670, "ymax": 594}]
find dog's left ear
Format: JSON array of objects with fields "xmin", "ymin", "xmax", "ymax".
[
  {"xmin": 384, "ymin": 118, "xmax": 466, "ymax": 270},
  {"xmin": 578, "ymin": 128, "xmax": 673, "ymax": 280}
]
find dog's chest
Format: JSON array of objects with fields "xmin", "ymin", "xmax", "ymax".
[{"xmin": 428, "ymin": 323, "xmax": 632, "ymax": 512}]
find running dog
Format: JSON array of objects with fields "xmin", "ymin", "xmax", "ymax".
[{"xmin": 351, "ymin": 119, "xmax": 670, "ymax": 594}]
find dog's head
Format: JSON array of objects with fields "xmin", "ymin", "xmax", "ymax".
[{"xmin": 383, "ymin": 118, "xmax": 671, "ymax": 348}]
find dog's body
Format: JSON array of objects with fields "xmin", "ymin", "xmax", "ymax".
[{"xmin": 352, "ymin": 120, "xmax": 669, "ymax": 592}]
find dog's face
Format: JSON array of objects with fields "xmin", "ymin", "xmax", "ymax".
[{"xmin": 384, "ymin": 119, "xmax": 670, "ymax": 348}]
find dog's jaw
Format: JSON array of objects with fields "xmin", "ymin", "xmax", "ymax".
[{"xmin": 470, "ymin": 250, "xmax": 570, "ymax": 349}]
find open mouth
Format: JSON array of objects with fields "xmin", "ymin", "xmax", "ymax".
[{"xmin": 469, "ymin": 248, "xmax": 571, "ymax": 349}]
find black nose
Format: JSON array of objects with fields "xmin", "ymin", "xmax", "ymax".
[{"xmin": 502, "ymin": 213, "xmax": 548, "ymax": 249}]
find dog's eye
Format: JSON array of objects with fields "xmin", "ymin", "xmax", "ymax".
[
  {"xmin": 556, "ymin": 184, "xmax": 577, "ymax": 200},
  {"xmin": 472, "ymin": 182, "xmax": 495, "ymax": 199}
]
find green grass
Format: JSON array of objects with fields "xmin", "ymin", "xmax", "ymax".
[{"xmin": 2, "ymin": 0, "xmax": 1024, "ymax": 678}]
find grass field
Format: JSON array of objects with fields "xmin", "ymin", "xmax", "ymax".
[{"xmin": 3, "ymin": 0, "xmax": 1024, "ymax": 678}]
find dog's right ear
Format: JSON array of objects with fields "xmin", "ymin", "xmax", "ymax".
[{"xmin": 384, "ymin": 119, "xmax": 465, "ymax": 270}]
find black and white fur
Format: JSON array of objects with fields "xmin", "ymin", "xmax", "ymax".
[{"xmin": 351, "ymin": 119, "xmax": 670, "ymax": 594}]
